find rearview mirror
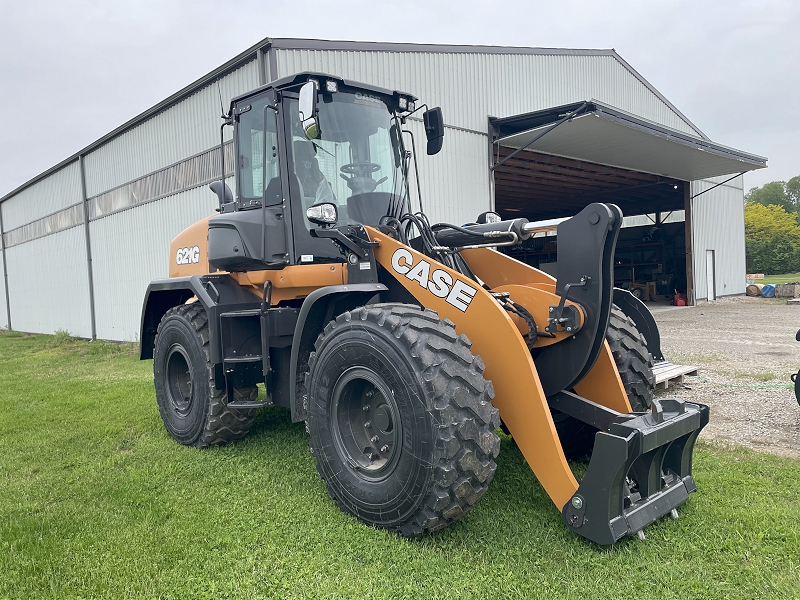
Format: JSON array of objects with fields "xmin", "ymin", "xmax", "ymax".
[
  {"xmin": 298, "ymin": 81, "xmax": 319, "ymax": 140},
  {"xmin": 423, "ymin": 107, "xmax": 444, "ymax": 155}
]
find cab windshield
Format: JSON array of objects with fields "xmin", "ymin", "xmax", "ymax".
[{"xmin": 287, "ymin": 91, "xmax": 407, "ymax": 228}]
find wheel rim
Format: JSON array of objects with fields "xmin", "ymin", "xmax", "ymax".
[
  {"xmin": 330, "ymin": 366, "xmax": 402, "ymax": 481},
  {"xmin": 166, "ymin": 344, "xmax": 193, "ymax": 417}
]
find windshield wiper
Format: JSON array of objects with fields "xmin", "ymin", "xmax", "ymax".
[{"xmin": 312, "ymin": 141, "xmax": 336, "ymax": 159}]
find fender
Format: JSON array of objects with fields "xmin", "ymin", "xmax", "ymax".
[
  {"xmin": 288, "ymin": 283, "xmax": 387, "ymax": 422},
  {"xmin": 139, "ymin": 275, "xmax": 261, "ymax": 361},
  {"xmin": 612, "ymin": 287, "xmax": 664, "ymax": 362}
]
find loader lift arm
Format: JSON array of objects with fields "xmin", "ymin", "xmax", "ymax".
[{"xmin": 367, "ymin": 202, "xmax": 708, "ymax": 545}]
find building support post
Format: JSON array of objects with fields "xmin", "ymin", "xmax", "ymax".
[
  {"xmin": 684, "ymin": 181, "xmax": 695, "ymax": 306},
  {"xmin": 487, "ymin": 118, "xmax": 497, "ymax": 212},
  {"xmin": 79, "ymin": 155, "xmax": 97, "ymax": 340},
  {"xmin": 0, "ymin": 206, "xmax": 12, "ymax": 330}
]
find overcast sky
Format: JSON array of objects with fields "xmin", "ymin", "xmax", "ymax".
[{"xmin": 1, "ymin": 0, "xmax": 797, "ymax": 199}]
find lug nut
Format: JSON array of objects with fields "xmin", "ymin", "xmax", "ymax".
[
  {"xmin": 371, "ymin": 435, "xmax": 379, "ymax": 443},
  {"xmin": 366, "ymin": 453, "xmax": 375, "ymax": 461},
  {"xmin": 364, "ymin": 421, "xmax": 371, "ymax": 428},
  {"xmin": 366, "ymin": 390, "xmax": 373, "ymax": 397},
  {"xmin": 363, "ymin": 405, "xmax": 370, "ymax": 411},
  {"xmin": 380, "ymin": 445, "xmax": 389, "ymax": 452}
]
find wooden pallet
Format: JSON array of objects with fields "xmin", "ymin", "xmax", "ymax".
[{"xmin": 652, "ymin": 361, "xmax": 699, "ymax": 390}]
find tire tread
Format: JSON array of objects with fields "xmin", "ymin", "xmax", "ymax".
[
  {"xmin": 154, "ymin": 303, "xmax": 256, "ymax": 448},
  {"xmin": 305, "ymin": 303, "xmax": 500, "ymax": 536}
]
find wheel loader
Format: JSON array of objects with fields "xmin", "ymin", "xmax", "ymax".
[{"xmin": 140, "ymin": 72, "xmax": 708, "ymax": 545}]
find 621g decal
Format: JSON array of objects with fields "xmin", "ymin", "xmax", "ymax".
[{"xmin": 176, "ymin": 246, "xmax": 200, "ymax": 265}]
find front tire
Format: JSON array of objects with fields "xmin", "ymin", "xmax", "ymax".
[
  {"xmin": 555, "ymin": 304, "xmax": 655, "ymax": 460},
  {"xmin": 606, "ymin": 305, "xmax": 655, "ymax": 411},
  {"xmin": 153, "ymin": 303, "xmax": 257, "ymax": 448},
  {"xmin": 305, "ymin": 304, "xmax": 500, "ymax": 537}
]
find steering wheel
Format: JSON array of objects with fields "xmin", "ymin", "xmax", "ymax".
[{"xmin": 340, "ymin": 162, "xmax": 381, "ymax": 175}]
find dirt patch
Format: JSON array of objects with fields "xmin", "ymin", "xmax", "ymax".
[{"xmin": 652, "ymin": 296, "xmax": 800, "ymax": 459}]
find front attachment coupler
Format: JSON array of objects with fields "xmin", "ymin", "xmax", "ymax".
[{"xmin": 561, "ymin": 398, "xmax": 708, "ymax": 545}]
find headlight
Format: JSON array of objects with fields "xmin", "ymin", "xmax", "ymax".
[
  {"xmin": 306, "ymin": 202, "xmax": 338, "ymax": 226},
  {"xmin": 477, "ymin": 211, "xmax": 502, "ymax": 224}
]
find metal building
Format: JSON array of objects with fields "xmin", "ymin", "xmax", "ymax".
[{"xmin": 0, "ymin": 38, "xmax": 766, "ymax": 340}]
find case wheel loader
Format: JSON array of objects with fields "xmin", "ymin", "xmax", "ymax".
[{"xmin": 140, "ymin": 72, "xmax": 708, "ymax": 545}]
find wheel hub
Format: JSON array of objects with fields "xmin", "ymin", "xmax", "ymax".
[
  {"xmin": 166, "ymin": 344, "xmax": 193, "ymax": 417},
  {"xmin": 330, "ymin": 367, "xmax": 401, "ymax": 480}
]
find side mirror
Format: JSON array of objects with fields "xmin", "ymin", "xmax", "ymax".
[
  {"xmin": 298, "ymin": 81, "xmax": 319, "ymax": 140},
  {"xmin": 423, "ymin": 107, "xmax": 444, "ymax": 155},
  {"xmin": 209, "ymin": 180, "xmax": 233, "ymax": 206},
  {"xmin": 306, "ymin": 202, "xmax": 338, "ymax": 227}
]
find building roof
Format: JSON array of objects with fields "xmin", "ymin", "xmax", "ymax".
[{"xmin": 1, "ymin": 37, "xmax": 709, "ymax": 204}]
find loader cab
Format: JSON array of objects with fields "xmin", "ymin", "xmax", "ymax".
[{"xmin": 208, "ymin": 73, "xmax": 420, "ymax": 272}]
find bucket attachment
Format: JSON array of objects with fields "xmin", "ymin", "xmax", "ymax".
[{"xmin": 556, "ymin": 396, "xmax": 709, "ymax": 545}]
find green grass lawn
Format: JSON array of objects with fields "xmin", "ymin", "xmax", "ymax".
[
  {"xmin": 1, "ymin": 330, "xmax": 799, "ymax": 599},
  {"xmin": 758, "ymin": 272, "xmax": 800, "ymax": 284}
]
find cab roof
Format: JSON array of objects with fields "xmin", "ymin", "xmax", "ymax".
[{"xmin": 229, "ymin": 71, "xmax": 417, "ymax": 110}]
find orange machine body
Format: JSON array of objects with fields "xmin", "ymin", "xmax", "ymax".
[{"xmin": 167, "ymin": 216, "xmax": 634, "ymax": 510}]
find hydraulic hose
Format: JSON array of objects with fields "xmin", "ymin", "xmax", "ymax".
[{"xmin": 431, "ymin": 218, "xmax": 533, "ymax": 248}]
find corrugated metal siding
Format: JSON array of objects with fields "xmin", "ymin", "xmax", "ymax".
[
  {"xmin": 90, "ymin": 186, "xmax": 219, "ymax": 341},
  {"xmin": 276, "ymin": 50, "xmax": 698, "ymax": 136},
  {"xmin": 84, "ymin": 60, "xmax": 259, "ymax": 198},
  {"xmin": 404, "ymin": 120, "xmax": 491, "ymax": 225},
  {"xmin": 1, "ymin": 161, "xmax": 83, "ymax": 230},
  {"xmin": 4, "ymin": 227, "xmax": 92, "ymax": 337},
  {"xmin": 691, "ymin": 175, "xmax": 746, "ymax": 300}
]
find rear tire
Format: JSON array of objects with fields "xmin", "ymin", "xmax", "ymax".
[
  {"xmin": 305, "ymin": 303, "xmax": 500, "ymax": 537},
  {"xmin": 555, "ymin": 304, "xmax": 655, "ymax": 460},
  {"xmin": 153, "ymin": 303, "xmax": 257, "ymax": 448}
]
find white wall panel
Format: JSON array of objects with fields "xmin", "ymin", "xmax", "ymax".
[
  {"xmin": 276, "ymin": 50, "xmax": 700, "ymax": 137},
  {"xmin": 90, "ymin": 186, "xmax": 219, "ymax": 341},
  {"xmin": 691, "ymin": 175, "xmax": 745, "ymax": 300},
  {"xmin": 5, "ymin": 227, "xmax": 92, "ymax": 337},
  {"xmin": 2, "ymin": 161, "xmax": 83, "ymax": 230},
  {"xmin": 84, "ymin": 61, "xmax": 259, "ymax": 198},
  {"xmin": 405, "ymin": 121, "xmax": 492, "ymax": 225}
]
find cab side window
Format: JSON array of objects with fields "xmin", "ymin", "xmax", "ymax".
[{"xmin": 237, "ymin": 98, "xmax": 279, "ymax": 206}]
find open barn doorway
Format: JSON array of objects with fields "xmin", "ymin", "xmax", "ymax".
[
  {"xmin": 489, "ymin": 101, "xmax": 767, "ymax": 304},
  {"xmin": 492, "ymin": 147, "xmax": 690, "ymax": 303}
]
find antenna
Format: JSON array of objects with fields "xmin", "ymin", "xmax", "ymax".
[{"xmin": 217, "ymin": 80, "xmax": 225, "ymax": 118}]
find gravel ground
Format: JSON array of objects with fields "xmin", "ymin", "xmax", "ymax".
[{"xmin": 652, "ymin": 296, "xmax": 800, "ymax": 459}]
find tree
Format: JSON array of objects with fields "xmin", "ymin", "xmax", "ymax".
[
  {"xmin": 744, "ymin": 203, "xmax": 800, "ymax": 274},
  {"xmin": 745, "ymin": 180, "xmax": 795, "ymax": 213},
  {"xmin": 787, "ymin": 175, "xmax": 800, "ymax": 207}
]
